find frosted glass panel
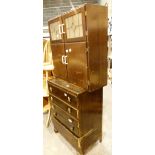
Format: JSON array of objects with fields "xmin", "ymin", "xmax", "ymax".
[
  {"xmin": 50, "ymin": 21, "xmax": 62, "ymax": 41},
  {"xmin": 65, "ymin": 13, "xmax": 83, "ymax": 39}
]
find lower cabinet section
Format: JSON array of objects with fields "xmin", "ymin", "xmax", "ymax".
[
  {"xmin": 48, "ymin": 78, "xmax": 103, "ymax": 154},
  {"xmin": 52, "ymin": 117, "xmax": 102, "ymax": 155}
]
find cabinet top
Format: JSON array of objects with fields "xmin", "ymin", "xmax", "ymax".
[
  {"xmin": 48, "ymin": 3, "xmax": 107, "ymax": 22},
  {"xmin": 48, "ymin": 78, "xmax": 86, "ymax": 95}
]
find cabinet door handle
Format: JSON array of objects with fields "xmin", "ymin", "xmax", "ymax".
[
  {"xmin": 68, "ymin": 118, "xmax": 73, "ymax": 123},
  {"xmin": 58, "ymin": 24, "xmax": 62, "ymax": 34},
  {"xmin": 64, "ymin": 56, "xmax": 68, "ymax": 64},
  {"xmin": 51, "ymin": 96, "xmax": 53, "ymax": 101},
  {"xmin": 61, "ymin": 24, "xmax": 65, "ymax": 34},
  {"xmin": 61, "ymin": 55, "xmax": 65, "ymax": 64}
]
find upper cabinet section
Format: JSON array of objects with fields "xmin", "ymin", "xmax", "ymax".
[
  {"xmin": 48, "ymin": 16, "xmax": 64, "ymax": 43},
  {"xmin": 48, "ymin": 6, "xmax": 86, "ymax": 43}
]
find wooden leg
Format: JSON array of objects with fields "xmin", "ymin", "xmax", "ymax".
[
  {"xmin": 54, "ymin": 128, "xmax": 58, "ymax": 133},
  {"xmin": 77, "ymin": 151, "xmax": 84, "ymax": 155},
  {"xmin": 99, "ymin": 135, "xmax": 102, "ymax": 143},
  {"xmin": 46, "ymin": 108, "xmax": 51, "ymax": 127}
]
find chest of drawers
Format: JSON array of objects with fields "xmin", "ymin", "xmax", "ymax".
[{"xmin": 48, "ymin": 78, "xmax": 103, "ymax": 154}]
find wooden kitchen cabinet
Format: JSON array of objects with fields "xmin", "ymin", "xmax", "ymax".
[
  {"xmin": 48, "ymin": 3, "xmax": 108, "ymax": 155},
  {"xmin": 48, "ymin": 4, "xmax": 108, "ymax": 92}
]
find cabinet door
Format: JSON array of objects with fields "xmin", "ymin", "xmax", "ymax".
[
  {"xmin": 51, "ymin": 43, "xmax": 67, "ymax": 80},
  {"xmin": 48, "ymin": 16, "xmax": 64, "ymax": 43},
  {"xmin": 62, "ymin": 6, "xmax": 86, "ymax": 42},
  {"xmin": 65, "ymin": 42, "xmax": 88, "ymax": 89}
]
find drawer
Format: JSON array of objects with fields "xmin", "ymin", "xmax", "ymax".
[
  {"xmin": 49, "ymin": 85, "xmax": 78, "ymax": 108},
  {"xmin": 52, "ymin": 117, "xmax": 80, "ymax": 151},
  {"xmin": 51, "ymin": 105, "xmax": 80, "ymax": 137},
  {"xmin": 50, "ymin": 95, "xmax": 78, "ymax": 119}
]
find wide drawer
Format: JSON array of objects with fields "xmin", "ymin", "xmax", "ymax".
[
  {"xmin": 49, "ymin": 85, "xmax": 78, "ymax": 108},
  {"xmin": 51, "ymin": 105, "xmax": 80, "ymax": 137},
  {"xmin": 50, "ymin": 95, "xmax": 78, "ymax": 119},
  {"xmin": 52, "ymin": 117, "xmax": 80, "ymax": 151}
]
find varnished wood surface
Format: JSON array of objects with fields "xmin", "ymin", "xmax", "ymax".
[
  {"xmin": 51, "ymin": 44, "xmax": 67, "ymax": 80},
  {"xmin": 48, "ymin": 78, "xmax": 103, "ymax": 154},
  {"xmin": 48, "ymin": 4, "xmax": 108, "ymax": 92},
  {"xmin": 65, "ymin": 42, "xmax": 88, "ymax": 89}
]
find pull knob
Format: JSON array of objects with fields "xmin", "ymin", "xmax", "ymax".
[
  {"xmin": 53, "ymin": 112, "xmax": 57, "ymax": 116},
  {"xmin": 68, "ymin": 97, "xmax": 71, "ymax": 102},
  {"xmin": 69, "ymin": 48, "xmax": 72, "ymax": 52},
  {"xmin": 50, "ymin": 87, "xmax": 52, "ymax": 92},
  {"xmin": 64, "ymin": 93, "xmax": 67, "ymax": 97},
  {"xmin": 67, "ymin": 107, "xmax": 71, "ymax": 114},
  {"xmin": 68, "ymin": 118, "xmax": 73, "ymax": 123}
]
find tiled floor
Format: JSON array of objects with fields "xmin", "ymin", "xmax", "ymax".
[{"xmin": 43, "ymin": 84, "xmax": 112, "ymax": 155}]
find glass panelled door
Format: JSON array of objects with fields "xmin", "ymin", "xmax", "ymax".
[
  {"xmin": 62, "ymin": 7, "xmax": 86, "ymax": 42},
  {"xmin": 48, "ymin": 17, "xmax": 64, "ymax": 43},
  {"xmin": 65, "ymin": 13, "xmax": 83, "ymax": 39}
]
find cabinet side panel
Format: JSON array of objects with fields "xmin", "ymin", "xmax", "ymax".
[
  {"xmin": 79, "ymin": 88, "xmax": 103, "ymax": 136},
  {"xmin": 86, "ymin": 5, "xmax": 108, "ymax": 91}
]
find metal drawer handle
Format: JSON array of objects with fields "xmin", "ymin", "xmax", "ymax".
[
  {"xmin": 53, "ymin": 112, "xmax": 57, "ymax": 116},
  {"xmin": 67, "ymin": 107, "xmax": 71, "ymax": 113},
  {"xmin": 68, "ymin": 97, "xmax": 71, "ymax": 102},
  {"xmin": 70, "ymin": 127, "xmax": 74, "ymax": 131},
  {"xmin": 68, "ymin": 118, "xmax": 73, "ymax": 123},
  {"xmin": 50, "ymin": 87, "xmax": 52, "ymax": 92},
  {"xmin": 51, "ymin": 105, "xmax": 54, "ymax": 109}
]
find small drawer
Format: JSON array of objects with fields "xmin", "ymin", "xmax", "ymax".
[
  {"xmin": 48, "ymin": 85, "xmax": 77, "ymax": 108},
  {"xmin": 50, "ymin": 95, "xmax": 78, "ymax": 119},
  {"xmin": 51, "ymin": 106, "xmax": 80, "ymax": 137}
]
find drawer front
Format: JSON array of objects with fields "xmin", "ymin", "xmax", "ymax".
[
  {"xmin": 52, "ymin": 117, "xmax": 79, "ymax": 151},
  {"xmin": 50, "ymin": 95, "xmax": 78, "ymax": 119},
  {"xmin": 49, "ymin": 85, "xmax": 77, "ymax": 108},
  {"xmin": 51, "ymin": 105, "xmax": 80, "ymax": 137}
]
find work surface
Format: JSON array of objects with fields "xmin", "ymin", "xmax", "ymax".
[{"xmin": 43, "ymin": 84, "xmax": 112, "ymax": 155}]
